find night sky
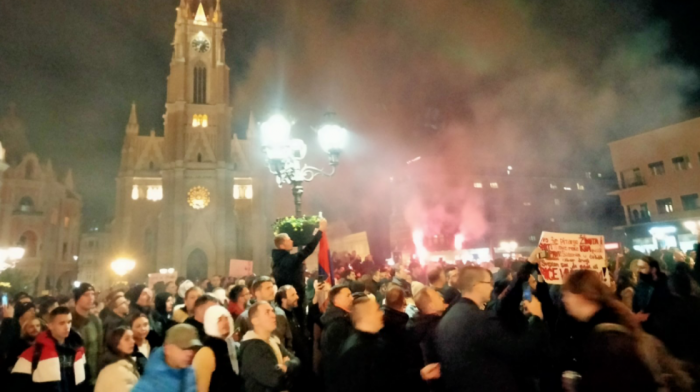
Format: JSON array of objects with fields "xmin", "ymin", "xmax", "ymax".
[{"xmin": 1, "ymin": 1, "xmax": 699, "ymax": 250}]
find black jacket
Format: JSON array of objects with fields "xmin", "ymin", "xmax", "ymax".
[
  {"xmin": 202, "ymin": 336, "xmax": 242, "ymax": 392},
  {"xmin": 239, "ymin": 334, "xmax": 299, "ymax": 392},
  {"xmin": 184, "ymin": 317, "xmax": 206, "ymax": 342},
  {"xmin": 437, "ymin": 297, "xmax": 546, "ymax": 392},
  {"xmin": 101, "ymin": 309, "xmax": 126, "ymax": 339},
  {"xmin": 332, "ymin": 331, "xmax": 393, "ymax": 392},
  {"xmin": 272, "ymin": 231, "xmax": 323, "ymax": 302},
  {"xmin": 319, "ymin": 304, "xmax": 353, "ymax": 390},
  {"xmin": 573, "ymin": 308, "xmax": 657, "ymax": 392}
]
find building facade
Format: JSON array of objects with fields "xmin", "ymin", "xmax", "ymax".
[
  {"xmin": 110, "ymin": 1, "xmax": 273, "ymax": 281},
  {"xmin": 389, "ymin": 162, "xmax": 623, "ymax": 263},
  {"xmin": 609, "ymin": 117, "xmax": 700, "ymax": 253},
  {"xmin": 0, "ymin": 105, "xmax": 82, "ymax": 294},
  {"xmin": 77, "ymin": 230, "xmax": 112, "ymax": 292}
]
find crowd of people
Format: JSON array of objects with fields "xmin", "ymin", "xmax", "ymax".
[{"xmin": 1, "ymin": 219, "xmax": 699, "ymax": 392}]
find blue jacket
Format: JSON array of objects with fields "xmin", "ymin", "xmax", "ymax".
[{"xmin": 131, "ymin": 348, "xmax": 196, "ymax": 392}]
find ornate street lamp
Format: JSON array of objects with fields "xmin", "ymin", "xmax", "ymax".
[{"xmin": 260, "ymin": 112, "xmax": 348, "ymax": 217}]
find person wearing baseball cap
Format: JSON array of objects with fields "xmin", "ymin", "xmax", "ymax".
[{"xmin": 132, "ymin": 324, "xmax": 202, "ymax": 392}]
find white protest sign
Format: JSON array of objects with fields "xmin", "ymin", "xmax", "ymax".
[
  {"xmin": 537, "ymin": 231, "xmax": 608, "ymax": 284},
  {"xmin": 148, "ymin": 272, "xmax": 177, "ymax": 288}
]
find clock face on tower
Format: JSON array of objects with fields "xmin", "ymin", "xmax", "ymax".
[
  {"xmin": 191, "ymin": 36, "xmax": 211, "ymax": 53},
  {"xmin": 187, "ymin": 186, "xmax": 211, "ymax": 210}
]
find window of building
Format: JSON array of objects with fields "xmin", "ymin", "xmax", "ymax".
[
  {"xmin": 193, "ymin": 63, "xmax": 207, "ymax": 104},
  {"xmin": 473, "ymin": 183, "xmax": 483, "ymax": 188},
  {"xmin": 563, "ymin": 187, "xmax": 572, "ymax": 191},
  {"xmin": 132, "ymin": 185, "xmax": 140, "ymax": 200},
  {"xmin": 18, "ymin": 231, "xmax": 38, "ymax": 258},
  {"xmin": 620, "ymin": 168, "xmax": 644, "ymax": 188},
  {"xmin": 554, "ymin": 199, "xmax": 560, "ymax": 206},
  {"xmin": 656, "ymin": 198, "xmax": 674, "ymax": 214},
  {"xmin": 146, "ymin": 186, "xmax": 163, "ymax": 201},
  {"xmin": 672, "ymin": 155, "xmax": 692, "ymax": 171},
  {"xmin": 681, "ymin": 194, "xmax": 699, "ymax": 211},
  {"xmin": 523, "ymin": 202, "xmax": 531, "ymax": 206},
  {"xmin": 550, "ymin": 183, "xmax": 557, "ymax": 190},
  {"xmin": 648, "ymin": 161, "xmax": 665, "ymax": 176},
  {"xmin": 489, "ymin": 182, "xmax": 498, "ymax": 189},
  {"xmin": 576, "ymin": 183, "xmax": 585, "ymax": 191},
  {"xmin": 18, "ymin": 196, "xmax": 35, "ymax": 213},
  {"xmin": 585, "ymin": 172, "xmax": 592, "ymax": 179}
]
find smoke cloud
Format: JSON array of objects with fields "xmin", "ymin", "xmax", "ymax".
[{"xmin": 230, "ymin": 0, "xmax": 696, "ymax": 253}]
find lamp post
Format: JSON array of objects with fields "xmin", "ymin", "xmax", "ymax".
[{"xmin": 260, "ymin": 113, "xmax": 348, "ymax": 217}]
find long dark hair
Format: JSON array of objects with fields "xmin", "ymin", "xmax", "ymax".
[
  {"xmin": 562, "ymin": 270, "xmax": 641, "ymax": 334},
  {"xmin": 615, "ymin": 269, "xmax": 635, "ymax": 299},
  {"xmin": 100, "ymin": 327, "xmax": 134, "ymax": 370}
]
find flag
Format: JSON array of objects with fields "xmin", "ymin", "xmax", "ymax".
[{"xmin": 318, "ymin": 231, "xmax": 334, "ymax": 285}]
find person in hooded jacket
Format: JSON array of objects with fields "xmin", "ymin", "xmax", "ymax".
[
  {"xmin": 320, "ymin": 285, "xmax": 354, "ymax": 392},
  {"xmin": 192, "ymin": 305, "xmax": 242, "ymax": 392},
  {"xmin": 271, "ymin": 217, "xmax": 327, "ymax": 325},
  {"xmin": 152, "ymin": 292, "xmax": 176, "ymax": 336},
  {"xmin": 173, "ymin": 286, "xmax": 203, "ymax": 324},
  {"xmin": 240, "ymin": 301, "xmax": 300, "ymax": 392},
  {"xmin": 95, "ymin": 327, "xmax": 141, "ymax": 392}
]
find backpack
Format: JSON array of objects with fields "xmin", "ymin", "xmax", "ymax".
[{"xmin": 595, "ymin": 323, "xmax": 693, "ymax": 392}]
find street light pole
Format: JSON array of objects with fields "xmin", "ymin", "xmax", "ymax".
[{"xmin": 260, "ymin": 112, "xmax": 348, "ymax": 217}]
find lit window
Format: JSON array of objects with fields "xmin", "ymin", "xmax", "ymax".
[
  {"xmin": 577, "ymin": 183, "xmax": 585, "ymax": 191},
  {"xmin": 649, "ymin": 161, "xmax": 665, "ymax": 176},
  {"xmin": 192, "ymin": 114, "xmax": 208, "ymax": 128},
  {"xmin": 474, "ymin": 183, "xmax": 483, "ymax": 188},
  {"xmin": 131, "ymin": 185, "xmax": 139, "ymax": 200},
  {"xmin": 233, "ymin": 185, "xmax": 241, "ymax": 199},
  {"xmin": 202, "ymin": 114, "xmax": 208, "ymax": 128},
  {"xmin": 490, "ymin": 182, "xmax": 498, "ymax": 189},
  {"xmin": 550, "ymin": 184, "xmax": 557, "ymax": 190},
  {"xmin": 563, "ymin": 187, "xmax": 572, "ymax": 191},
  {"xmin": 523, "ymin": 202, "xmax": 531, "ymax": 206},
  {"xmin": 146, "ymin": 186, "xmax": 163, "ymax": 201},
  {"xmin": 244, "ymin": 185, "xmax": 253, "ymax": 199},
  {"xmin": 672, "ymin": 156, "xmax": 692, "ymax": 171},
  {"xmin": 656, "ymin": 198, "xmax": 673, "ymax": 214}
]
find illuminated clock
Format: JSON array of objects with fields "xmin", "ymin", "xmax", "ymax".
[
  {"xmin": 191, "ymin": 36, "xmax": 211, "ymax": 53},
  {"xmin": 187, "ymin": 186, "xmax": 211, "ymax": 210}
]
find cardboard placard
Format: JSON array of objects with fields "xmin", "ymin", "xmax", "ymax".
[{"xmin": 537, "ymin": 231, "xmax": 608, "ymax": 284}]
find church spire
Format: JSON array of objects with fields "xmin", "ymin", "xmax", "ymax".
[
  {"xmin": 213, "ymin": 0, "xmax": 222, "ymax": 23},
  {"xmin": 126, "ymin": 102, "xmax": 139, "ymax": 135},
  {"xmin": 194, "ymin": 1, "xmax": 208, "ymax": 25}
]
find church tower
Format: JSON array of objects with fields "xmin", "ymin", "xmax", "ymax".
[{"xmin": 112, "ymin": 0, "xmax": 273, "ymax": 281}]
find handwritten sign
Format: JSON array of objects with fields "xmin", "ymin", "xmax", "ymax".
[{"xmin": 537, "ymin": 231, "xmax": 608, "ymax": 285}]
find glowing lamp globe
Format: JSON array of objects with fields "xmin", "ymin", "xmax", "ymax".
[
  {"xmin": 8, "ymin": 247, "xmax": 25, "ymax": 260},
  {"xmin": 318, "ymin": 123, "xmax": 348, "ymax": 154},
  {"xmin": 111, "ymin": 258, "xmax": 136, "ymax": 277},
  {"xmin": 260, "ymin": 114, "xmax": 292, "ymax": 148}
]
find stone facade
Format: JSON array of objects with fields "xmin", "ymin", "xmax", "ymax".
[
  {"xmin": 110, "ymin": 0, "xmax": 273, "ymax": 281},
  {"xmin": 0, "ymin": 106, "xmax": 82, "ymax": 293}
]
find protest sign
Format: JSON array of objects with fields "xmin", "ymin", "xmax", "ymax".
[
  {"xmin": 537, "ymin": 231, "xmax": 608, "ymax": 284},
  {"xmin": 229, "ymin": 259, "xmax": 253, "ymax": 278},
  {"xmin": 148, "ymin": 272, "xmax": 177, "ymax": 288}
]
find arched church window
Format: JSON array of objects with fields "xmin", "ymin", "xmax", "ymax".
[
  {"xmin": 197, "ymin": 153, "xmax": 202, "ymax": 163},
  {"xmin": 149, "ymin": 161, "xmax": 154, "ymax": 170},
  {"xmin": 18, "ymin": 196, "xmax": 35, "ymax": 213},
  {"xmin": 194, "ymin": 63, "xmax": 207, "ymax": 104}
]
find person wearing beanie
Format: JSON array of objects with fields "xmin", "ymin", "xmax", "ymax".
[
  {"xmin": 0, "ymin": 301, "xmax": 37, "ymax": 378},
  {"xmin": 192, "ymin": 305, "xmax": 242, "ymax": 392},
  {"xmin": 71, "ymin": 282, "xmax": 103, "ymax": 386},
  {"xmin": 126, "ymin": 285, "xmax": 165, "ymax": 347}
]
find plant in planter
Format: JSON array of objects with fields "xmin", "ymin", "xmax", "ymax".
[{"xmin": 273, "ymin": 215, "xmax": 320, "ymax": 247}]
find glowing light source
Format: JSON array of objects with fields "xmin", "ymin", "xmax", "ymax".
[
  {"xmin": 683, "ymin": 221, "xmax": 700, "ymax": 234},
  {"xmin": 318, "ymin": 123, "xmax": 348, "ymax": 154},
  {"xmin": 8, "ymin": 247, "xmax": 25, "ymax": 261},
  {"xmin": 194, "ymin": 3, "xmax": 208, "ymax": 25},
  {"xmin": 188, "ymin": 186, "xmax": 211, "ymax": 209},
  {"xmin": 474, "ymin": 183, "xmax": 483, "ymax": 188},
  {"xmin": 649, "ymin": 226, "xmax": 677, "ymax": 239},
  {"xmin": 131, "ymin": 185, "xmax": 139, "ymax": 200},
  {"xmin": 111, "ymin": 258, "xmax": 136, "ymax": 277},
  {"xmin": 454, "ymin": 233, "xmax": 465, "ymax": 250},
  {"xmin": 490, "ymin": 182, "xmax": 498, "ymax": 189},
  {"xmin": 604, "ymin": 243, "xmax": 620, "ymax": 250},
  {"xmin": 261, "ymin": 114, "xmax": 292, "ymax": 148},
  {"xmin": 244, "ymin": 185, "xmax": 253, "ymax": 199},
  {"xmin": 412, "ymin": 229, "xmax": 428, "ymax": 263},
  {"xmin": 159, "ymin": 268, "xmax": 175, "ymax": 274},
  {"xmin": 146, "ymin": 186, "xmax": 163, "ymax": 201},
  {"xmin": 73, "ymin": 281, "xmax": 81, "ymax": 288}
]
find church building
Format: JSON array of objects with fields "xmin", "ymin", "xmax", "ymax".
[{"xmin": 111, "ymin": 0, "xmax": 273, "ymax": 281}]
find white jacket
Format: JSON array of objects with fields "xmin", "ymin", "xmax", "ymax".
[{"xmin": 95, "ymin": 359, "xmax": 139, "ymax": 392}]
